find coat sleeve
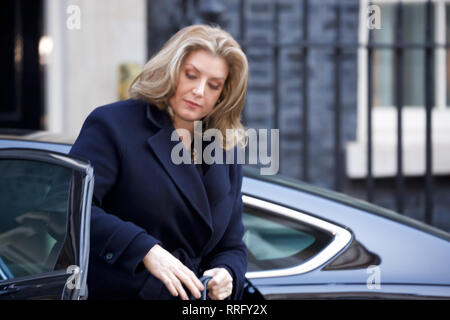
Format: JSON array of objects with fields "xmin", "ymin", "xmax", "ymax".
[
  {"xmin": 69, "ymin": 107, "xmax": 161, "ymax": 276},
  {"xmin": 201, "ymin": 162, "xmax": 248, "ymax": 300}
]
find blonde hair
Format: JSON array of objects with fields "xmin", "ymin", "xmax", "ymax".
[{"xmin": 129, "ymin": 24, "xmax": 248, "ymax": 150}]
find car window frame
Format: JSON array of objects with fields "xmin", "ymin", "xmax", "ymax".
[{"xmin": 243, "ymin": 194, "xmax": 353, "ymax": 279}]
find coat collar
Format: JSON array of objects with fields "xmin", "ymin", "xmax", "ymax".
[
  {"xmin": 145, "ymin": 102, "xmax": 173, "ymax": 129},
  {"xmin": 145, "ymin": 104, "xmax": 231, "ymax": 238}
]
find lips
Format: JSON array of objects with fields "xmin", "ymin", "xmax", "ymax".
[{"xmin": 184, "ymin": 99, "xmax": 201, "ymax": 108}]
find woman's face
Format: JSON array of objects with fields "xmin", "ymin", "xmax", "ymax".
[{"xmin": 169, "ymin": 50, "xmax": 229, "ymax": 125}]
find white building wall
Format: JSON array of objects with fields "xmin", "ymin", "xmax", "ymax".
[{"xmin": 43, "ymin": 0, "xmax": 147, "ymax": 138}]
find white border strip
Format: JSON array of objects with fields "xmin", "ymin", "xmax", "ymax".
[{"xmin": 243, "ymin": 195, "xmax": 352, "ymax": 279}]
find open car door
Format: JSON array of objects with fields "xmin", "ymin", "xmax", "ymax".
[{"xmin": 0, "ymin": 148, "xmax": 93, "ymax": 300}]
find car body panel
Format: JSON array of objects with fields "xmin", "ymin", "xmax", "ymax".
[
  {"xmin": 242, "ymin": 176, "xmax": 450, "ymax": 298},
  {"xmin": 258, "ymin": 283, "xmax": 450, "ymax": 300},
  {"xmin": 0, "ymin": 138, "xmax": 71, "ymax": 155}
]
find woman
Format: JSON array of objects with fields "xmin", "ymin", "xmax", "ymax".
[{"xmin": 69, "ymin": 25, "xmax": 248, "ymax": 300}]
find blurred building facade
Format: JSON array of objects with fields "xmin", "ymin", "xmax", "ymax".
[{"xmin": 1, "ymin": 0, "xmax": 449, "ymax": 232}]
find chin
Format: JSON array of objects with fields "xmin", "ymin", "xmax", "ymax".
[{"xmin": 180, "ymin": 110, "xmax": 203, "ymax": 122}]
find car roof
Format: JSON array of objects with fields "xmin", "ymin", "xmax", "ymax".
[{"xmin": 0, "ymin": 130, "xmax": 76, "ymax": 145}]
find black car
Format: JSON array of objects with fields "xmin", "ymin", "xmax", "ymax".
[{"xmin": 0, "ymin": 132, "xmax": 449, "ymax": 300}]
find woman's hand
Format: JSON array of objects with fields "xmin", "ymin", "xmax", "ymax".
[
  {"xmin": 142, "ymin": 244, "xmax": 204, "ymax": 300},
  {"xmin": 203, "ymin": 268, "xmax": 233, "ymax": 300}
]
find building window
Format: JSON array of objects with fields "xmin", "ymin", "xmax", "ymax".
[{"xmin": 346, "ymin": 0, "xmax": 450, "ymax": 178}]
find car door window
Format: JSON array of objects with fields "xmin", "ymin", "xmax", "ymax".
[
  {"xmin": 0, "ymin": 159, "xmax": 71, "ymax": 279},
  {"xmin": 243, "ymin": 205, "xmax": 333, "ymax": 273}
]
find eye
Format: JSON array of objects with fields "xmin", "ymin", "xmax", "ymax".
[
  {"xmin": 186, "ymin": 72, "xmax": 196, "ymax": 80},
  {"xmin": 209, "ymin": 83, "xmax": 220, "ymax": 90}
]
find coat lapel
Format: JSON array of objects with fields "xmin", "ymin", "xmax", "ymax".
[
  {"xmin": 145, "ymin": 104, "xmax": 213, "ymax": 234},
  {"xmin": 202, "ymin": 148, "xmax": 231, "ymax": 207}
]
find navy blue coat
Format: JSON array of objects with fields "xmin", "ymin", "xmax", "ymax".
[{"xmin": 69, "ymin": 99, "xmax": 247, "ymax": 300}]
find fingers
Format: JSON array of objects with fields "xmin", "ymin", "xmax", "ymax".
[
  {"xmin": 142, "ymin": 246, "xmax": 204, "ymax": 300},
  {"xmin": 168, "ymin": 273, "xmax": 189, "ymax": 300},
  {"xmin": 184, "ymin": 266, "xmax": 205, "ymax": 292},
  {"xmin": 203, "ymin": 269, "xmax": 217, "ymax": 277},
  {"xmin": 173, "ymin": 266, "xmax": 203, "ymax": 300},
  {"xmin": 207, "ymin": 270, "xmax": 226, "ymax": 288},
  {"xmin": 208, "ymin": 283, "xmax": 233, "ymax": 300},
  {"xmin": 161, "ymin": 268, "xmax": 201, "ymax": 300},
  {"xmin": 161, "ymin": 275, "xmax": 178, "ymax": 298},
  {"xmin": 208, "ymin": 288, "xmax": 231, "ymax": 301},
  {"xmin": 203, "ymin": 268, "xmax": 233, "ymax": 300}
]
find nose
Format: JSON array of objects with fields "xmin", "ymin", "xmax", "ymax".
[{"xmin": 193, "ymin": 80, "xmax": 206, "ymax": 97}]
